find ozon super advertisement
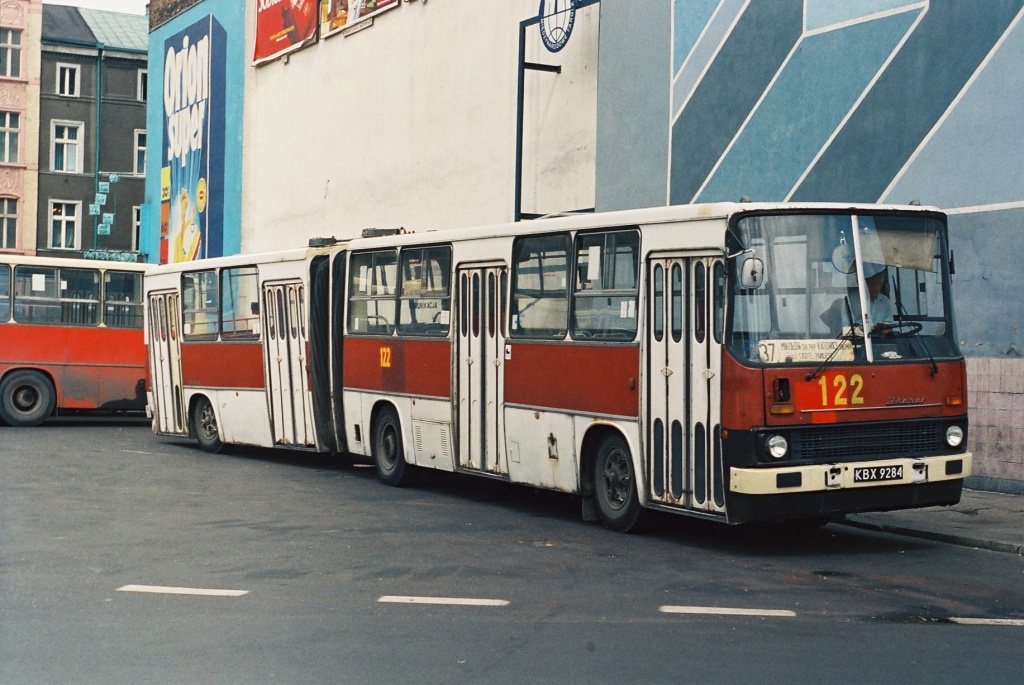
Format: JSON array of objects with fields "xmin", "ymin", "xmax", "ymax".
[{"xmin": 161, "ymin": 15, "xmax": 227, "ymax": 264}]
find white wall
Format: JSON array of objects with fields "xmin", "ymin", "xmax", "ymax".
[{"xmin": 242, "ymin": 1, "xmax": 599, "ymax": 253}]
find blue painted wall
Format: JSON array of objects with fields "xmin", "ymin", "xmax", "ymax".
[
  {"xmin": 597, "ymin": 0, "xmax": 1024, "ymax": 357},
  {"xmin": 143, "ymin": 0, "xmax": 245, "ymax": 263}
]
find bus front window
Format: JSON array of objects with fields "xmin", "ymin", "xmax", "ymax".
[{"xmin": 727, "ymin": 212, "xmax": 960, "ymax": 366}]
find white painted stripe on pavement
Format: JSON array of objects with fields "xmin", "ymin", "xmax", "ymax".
[
  {"xmin": 117, "ymin": 584, "xmax": 248, "ymax": 597},
  {"xmin": 949, "ymin": 617, "xmax": 1024, "ymax": 627},
  {"xmin": 660, "ymin": 605, "xmax": 796, "ymax": 617},
  {"xmin": 378, "ymin": 595, "xmax": 509, "ymax": 607}
]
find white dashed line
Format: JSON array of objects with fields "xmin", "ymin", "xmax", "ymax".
[
  {"xmin": 949, "ymin": 618, "xmax": 1024, "ymax": 627},
  {"xmin": 378, "ymin": 595, "xmax": 509, "ymax": 607},
  {"xmin": 118, "ymin": 584, "xmax": 248, "ymax": 597},
  {"xmin": 659, "ymin": 605, "xmax": 796, "ymax": 617}
]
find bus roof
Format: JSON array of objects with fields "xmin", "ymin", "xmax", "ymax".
[
  {"xmin": 0, "ymin": 254, "xmax": 149, "ymax": 271},
  {"xmin": 141, "ymin": 201, "xmax": 944, "ymax": 271}
]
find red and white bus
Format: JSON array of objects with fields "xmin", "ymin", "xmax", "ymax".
[
  {"xmin": 0, "ymin": 254, "xmax": 148, "ymax": 426},
  {"xmin": 144, "ymin": 203, "xmax": 971, "ymax": 529}
]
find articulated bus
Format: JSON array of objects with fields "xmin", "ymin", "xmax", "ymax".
[
  {"xmin": 0, "ymin": 254, "xmax": 148, "ymax": 426},
  {"xmin": 144, "ymin": 203, "xmax": 971, "ymax": 530}
]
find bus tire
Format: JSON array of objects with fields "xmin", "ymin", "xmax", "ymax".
[
  {"xmin": 373, "ymin": 406, "xmax": 418, "ymax": 487},
  {"xmin": 593, "ymin": 433, "xmax": 642, "ymax": 533},
  {"xmin": 192, "ymin": 396, "xmax": 224, "ymax": 454},
  {"xmin": 0, "ymin": 370, "xmax": 56, "ymax": 427}
]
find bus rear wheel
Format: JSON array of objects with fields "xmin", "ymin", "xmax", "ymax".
[
  {"xmin": 373, "ymin": 406, "xmax": 418, "ymax": 487},
  {"xmin": 192, "ymin": 396, "xmax": 224, "ymax": 454},
  {"xmin": 0, "ymin": 370, "xmax": 56, "ymax": 427},
  {"xmin": 593, "ymin": 433, "xmax": 642, "ymax": 533}
]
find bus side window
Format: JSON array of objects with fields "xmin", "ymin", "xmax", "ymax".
[
  {"xmin": 59, "ymin": 268, "xmax": 100, "ymax": 326},
  {"xmin": 571, "ymin": 229, "xmax": 639, "ymax": 341},
  {"xmin": 13, "ymin": 266, "xmax": 60, "ymax": 323},
  {"xmin": 220, "ymin": 267, "xmax": 260, "ymax": 339},
  {"xmin": 103, "ymin": 271, "xmax": 144, "ymax": 328},
  {"xmin": 348, "ymin": 250, "xmax": 397, "ymax": 335},
  {"xmin": 182, "ymin": 270, "xmax": 219, "ymax": 339},
  {"xmin": 398, "ymin": 245, "xmax": 451, "ymax": 337},
  {"xmin": 0, "ymin": 264, "xmax": 9, "ymax": 322},
  {"xmin": 510, "ymin": 233, "xmax": 570, "ymax": 339}
]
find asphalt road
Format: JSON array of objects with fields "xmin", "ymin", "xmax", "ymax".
[{"xmin": 2, "ymin": 421, "xmax": 1023, "ymax": 684}]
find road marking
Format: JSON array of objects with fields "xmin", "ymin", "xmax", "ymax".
[
  {"xmin": 378, "ymin": 595, "xmax": 509, "ymax": 607},
  {"xmin": 659, "ymin": 605, "xmax": 796, "ymax": 617},
  {"xmin": 949, "ymin": 617, "xmax": 1024, "ymax": 627},
  {"xmin": 118, "ymin": 584, "xmax": 248, "ymax": 597}
]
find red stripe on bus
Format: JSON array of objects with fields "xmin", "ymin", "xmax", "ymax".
[
  {"xmin": 504, "ymin": 343, "xmax": 640, "ymax": 417},
  {"xmin": 0, "ymin": 324, "xmax": 146, "ymax": 409},
  {"xmin": 343, "ymin": 337, "xmax": 451, "ymax": 398},
  {"xmin": 180, "ymin": 342, "xmax": 265, "ymax": 389}
]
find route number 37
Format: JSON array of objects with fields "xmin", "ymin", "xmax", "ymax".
[{"xmin": 819, "ymin": 373, "xmax": 864, "ymax": 407}]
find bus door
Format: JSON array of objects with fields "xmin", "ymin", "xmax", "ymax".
[
  {"xmin": 647, "ymin": 256, "xmax": 725, "ymax": 514},
  {"xmin": 263, "ymin": 281, "xmax": 315, "ymax": 446},
  {"xmin": 148, "ymin": 290, "xmax": 185, "ymax": 434},
  {"xmin": 455, "ymin": 264, "xmax": 507, "ymax": 475}
]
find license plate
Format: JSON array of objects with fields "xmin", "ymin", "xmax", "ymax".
[{"xmin": 853, "ymin": 465, "xmax": 904, "ymax": 483}]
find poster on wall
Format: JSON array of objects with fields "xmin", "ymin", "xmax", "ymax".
[
  {"xmin": 161, "ymin": 15, "xmax": 227, "ymax": 264},
  {"xmin": 320, "ymin": 0, "xmax": 399, "ymax": 38},
  {"xmin": 254, "ymin": 0, "xmax": 319, "ymax": 65}
]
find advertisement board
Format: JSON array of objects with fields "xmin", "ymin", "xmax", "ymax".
[{"xmin": 254, "ymin": 0, "xmax": 319, "ymax": 64}]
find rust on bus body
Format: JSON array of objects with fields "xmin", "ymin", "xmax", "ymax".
[{"xmin": 0, "ymin": 324, "xmax": 146, "ymax": 409}]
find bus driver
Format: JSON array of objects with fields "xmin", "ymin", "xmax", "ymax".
[{"xmin": 820, "ymin": 262, "xmax": 894, "ymax": 335}]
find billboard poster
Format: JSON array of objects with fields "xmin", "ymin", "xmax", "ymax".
[
  {"xmin": 161, "ymin": 15, "xmax": 227, "ymax": 264},
  {"xmin": 254, "ymin": 0, "xmax": 319, "ymax": 64},
  {"xmin": 320, "ymin": 0, "xmax": 399, "ymax": 39}
]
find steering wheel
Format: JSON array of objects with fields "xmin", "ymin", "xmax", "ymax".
[{"xmin": 874, "ymin": 321, "xmax": 923, "ymax": 336}]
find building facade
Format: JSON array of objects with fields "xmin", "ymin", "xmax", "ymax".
[
  {"xmin": 144, "ymin": 0, "xmax": 1024, "ymax": 493},
  {"xmin": 0, "ymin": 0, "xmax": 41, "ymax": 257},
  {"xmin": 37, "ymin": 5, "xmax": 147, "ymax": 261}
]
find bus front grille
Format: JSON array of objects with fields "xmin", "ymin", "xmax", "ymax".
[{"xmin": 790, "ymin": 421, "xmax": 942, "ymax": 462}]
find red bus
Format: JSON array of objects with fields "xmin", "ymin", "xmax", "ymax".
[
  {"xmin": 144, "ymin": 203, "xmax": 971, "ymax": 530},
  {"xmin": 0, "ymin": 255, "xmax": 148, "ymax": 427}
]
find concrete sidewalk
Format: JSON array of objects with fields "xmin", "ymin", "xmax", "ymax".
[{"xmin": 841, "ymin": 489, "xmax": 1024, "ymax": 555}]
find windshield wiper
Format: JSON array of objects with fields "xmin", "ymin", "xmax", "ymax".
[
  {"xmin": 895, "ymin": 301, "xmax": 938, "ymax": 375},
  {"xmin": 807, "ymin": 297, "xmax": 860, "ymax": 381}
]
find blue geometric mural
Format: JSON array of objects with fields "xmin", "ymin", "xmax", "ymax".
[{"xmin": 635, "ymin": 0, "xmax": 1024, "ymax": 356}]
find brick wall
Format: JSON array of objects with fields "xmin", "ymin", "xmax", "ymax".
[
  {"xmin": 149, "ymin": 0, "xmax": 203, "ymax": 30},
  {"xmin": 966, "ymin": 358, "xmax": 1024, "ymax": 494}
]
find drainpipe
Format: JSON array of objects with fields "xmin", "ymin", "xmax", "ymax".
[{"xmin": 93, "ymin": 44, "xmax": 104, "ymax": 249}]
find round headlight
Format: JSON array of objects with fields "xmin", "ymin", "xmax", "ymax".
[
  {"xmin": 766, "ymin": 434, "xmax": 789, "ymax": 459},
  {"xmin": 946, "ymin": 425, "xmax": 964, "ymax": 448}
]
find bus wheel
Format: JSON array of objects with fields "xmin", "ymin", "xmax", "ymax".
[
  {"xmin": 0, "ymin": 370, "xmax": 56, "ymax": 427},
  {"xmin": 373, "ymin": 406, "xmax": 417, "ymax": 487},
  {"xmin": 594, "ymin": 434, "xmax": 642, "ymax": 533},
  {"xmin": 192, "ymin": 397, "xmax": 224, "ymax": 454}
]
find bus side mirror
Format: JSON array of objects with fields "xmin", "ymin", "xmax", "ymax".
[{"xmin": 740, "ymin": 258, "xmax": 765, "ymax": 289}]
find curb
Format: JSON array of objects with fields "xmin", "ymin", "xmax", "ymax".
[{"xmin": 837, "ymin": 518, "xmax": 1024, "ymax": 556}]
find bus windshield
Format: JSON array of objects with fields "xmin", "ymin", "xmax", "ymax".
[{"xmin": 728, "ymin": 212, "xmax": 960, "ymax": 366}]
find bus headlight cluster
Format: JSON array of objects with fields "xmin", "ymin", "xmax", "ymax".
[
  {"xmin": 766, "ymin": 434, "xmax": 789, "ymax": 459},
  {"xmin": 945, "ymin": 425, "xmax": 964, "ymax": 448}
]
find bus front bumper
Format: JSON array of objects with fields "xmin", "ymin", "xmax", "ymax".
[{"xmin": 730, "ymin": 453, "xmax": 972, "ymax": 496}]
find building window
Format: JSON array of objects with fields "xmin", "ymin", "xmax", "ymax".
[
  {"xmin": 134, "ymin": 130, "xmax": 146, "ymax": 175},
  {"xmin": 0, "ymin": 198, "xmax": 15, "ymax": 249},
  {"xmin": 0, "ymin": 29, "xmax": 21, "ymax": 79},
  {"xmin": 137, "ymin": 69, "xmax": 147, "ymax": 101},
  {"xmin": 49, "ymin": 201, "xmax": 80, "ymax": 250},
  {"xmin": 132, "ymin": 205, "xmax": 141, "ymax": 252},
  {"xmin": 56, "ymin": 63, "xmax": 80, "ymax": 97},
  {"xmin": 0, "ymin": 111, "xmax": 18, "ymax": 163},
  {"xmin": 51, "ymin": 121, "xmax": 82, "ymax": 173}
]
